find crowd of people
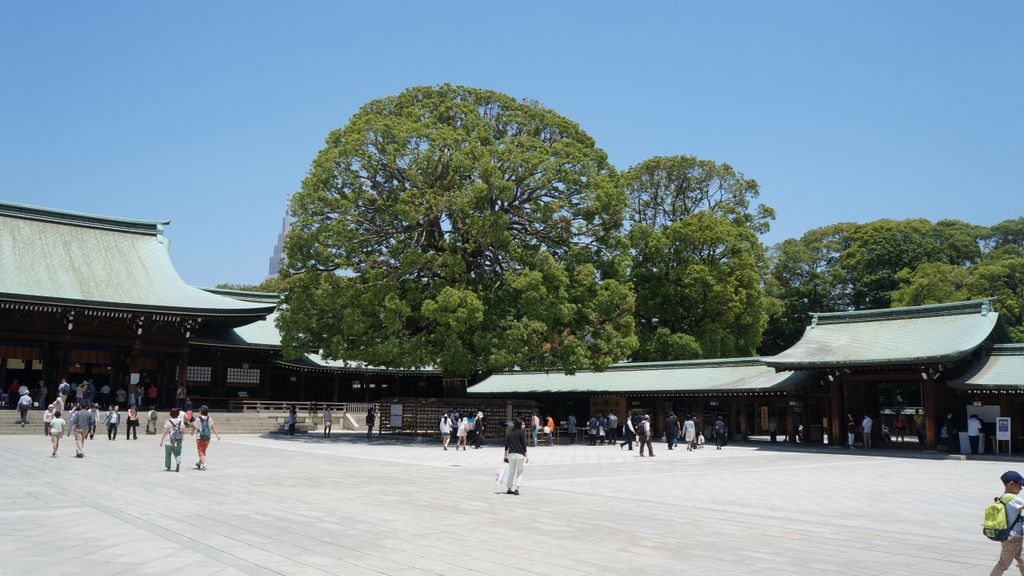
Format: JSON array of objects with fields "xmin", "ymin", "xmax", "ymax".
[{"xmin": 29, "ymin": 389, "xmax": 221, "ymax": 471}]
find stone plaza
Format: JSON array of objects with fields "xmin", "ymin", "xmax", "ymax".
[{"xmin": 0, "ymin": 431, "xmax": 1015, "ymax": 576}]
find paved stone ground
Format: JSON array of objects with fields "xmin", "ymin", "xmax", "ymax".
[{"xmin": 0, "ymin": 431, "xmax": 1017, "ymax": 575}]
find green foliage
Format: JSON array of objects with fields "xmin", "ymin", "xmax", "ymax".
[
  {"xmin": 281, "ymin": 85, "xmax": 636, "ymax": 375},
  {"xmin": 215, "ymin": 277, "xmax": 289, "ymax": 294},
  {"xmin": 624, "ymin": 155, "xmax": 773, "ymax": 361},
  {"xmin": 765, "ymin": 216, "xmax": 1023, "ymax": 351}
]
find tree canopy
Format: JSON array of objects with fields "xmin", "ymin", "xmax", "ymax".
[
  {"xmin": 279, "ymin": 85, "xmax": 636, "ymax": 375},
  {"xmin": 623, "ymin": 156, "xmax": 773, "ymax": 360}
]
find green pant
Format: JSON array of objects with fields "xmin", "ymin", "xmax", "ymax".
[{"xmin": 164, "ymin": 442, "xmax": 182, "ymax": 469}]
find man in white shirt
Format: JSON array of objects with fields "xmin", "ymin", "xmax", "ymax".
[
  {"xmin": 968, "ymin": 414, "xmax": 983, "ymax": 454},
  {"xmin": 862, "ymin": 414, "xmax": 874, "ymax": 450},
  {"xmin": 991, "ymin": 470, "xmax": 1024, "ymax": 575}
]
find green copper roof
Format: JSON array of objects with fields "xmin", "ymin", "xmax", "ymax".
[
  {"xmin": 0, "ymin": 201, "xmax": 275, "ymax": 318},
  {"xmin": 276, "ymin": 353, "xmax": 441, "ymax": 375},
  {"xmin": 766, "ymin": 299, "xmax": 1005, "ymax": 370},
  {"xmin": 950, "ymin": 344, "xmax": 1024, "ymax": 390},
  {"xmin": 467, "ymin": 358, "xmax": 815, "ymax": 395}
]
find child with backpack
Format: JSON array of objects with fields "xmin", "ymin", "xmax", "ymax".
[
  {"xmin": 191, "ymin": 405, "xmax": 220, "ymax": 471},
  {"xmin": 985, "ymin": 470, "xmax": 1024, "ymax": 574},
  {"xmin": 159, "ymin": 407, "xmax": 186, "ymax": 472}
]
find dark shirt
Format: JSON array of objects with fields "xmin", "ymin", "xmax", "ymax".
[{"xmin": 505, "ymin": 429, "xmax": 527, "ymax": 455}]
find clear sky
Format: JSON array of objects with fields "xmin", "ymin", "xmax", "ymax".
[{"xmin": 1, "ymin": 1, "xmax": 1021, "ymax": 288}]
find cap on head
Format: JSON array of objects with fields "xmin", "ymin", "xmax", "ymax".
[{"xmin": 1001, "ymin": 471, "xmax": 1024, "ymax": 486}]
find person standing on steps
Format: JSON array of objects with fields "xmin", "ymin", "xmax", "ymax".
[
  {"xmin": 192, "ymin": 405, "xmax": 220, "ymax": 471},
  {"xmin": 160, "ymin": 407, "xmax": 186, "ymax": 472},
  {"xmin": 503, "ymin": 419, "xmax": 528, "ymax": 495}
]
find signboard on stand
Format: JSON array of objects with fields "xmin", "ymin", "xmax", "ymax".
[
  {"xmin": 389, "ymin": 404, "xmax": 403, "ymax": 429},
  {"xmin": 997, "ymin": 417, "xmax": 1012, "ymax": 455}
]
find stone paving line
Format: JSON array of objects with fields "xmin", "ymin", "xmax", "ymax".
[{"xmin": 0, "ymin": 431, "xmax": 1017, "ymax": 575}]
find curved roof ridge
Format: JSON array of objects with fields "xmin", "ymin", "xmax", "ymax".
[
  {"xmin": 0, "ymin": 200, "xmax": 169, "ymax": 236},
  {"xmin": 812, "ymin": 298, "xmax": 996, "ymax": 325}
]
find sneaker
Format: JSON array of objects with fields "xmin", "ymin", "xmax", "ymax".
[
  {"xmin": 200, "ymin": 465, "xmax": 207, "ymax": 471},
  {"xmin": 195, "ymin": 462, "xmax": 202, "ymax": 470},
  {"xmin": 165, "ymin": 467, "xmax": 171, "ymax": 471},
  {"xmin": 513, "ymin": 489, "xmax": 519, "ymax": 496},
  {"xmin": 506, "ymin": 489, "xmax": 513, "ymax": 495},
  {"xmin": 175, "ymin": 462, "xmax": 180, "ymax": 472}
]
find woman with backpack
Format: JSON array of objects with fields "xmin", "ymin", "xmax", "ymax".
[
  {"xmin": 191, "ymin": 405, "xmax": 220, "ymax": 470},
  {"xmin": 160, "ymin": 407, "xmax": 186, "ymax": 472}
]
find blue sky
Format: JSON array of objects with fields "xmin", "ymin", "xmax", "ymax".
[{"xmin": 1, "ymin": 1, "xmax": 1021, "ymax": 287}]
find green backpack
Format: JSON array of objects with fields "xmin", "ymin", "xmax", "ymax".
[{"xmin": 983, "ymin": 494, "xmax": 1022, "ymax": 541}]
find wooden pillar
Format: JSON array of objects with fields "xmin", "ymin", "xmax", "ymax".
[
  {"xmin": 332, "ymin": 373, "xmax": 339, "ymax": 403},
  {"xmin": 695, "ymin": 397, "xmax": 705, "ymax": 434},
  {"xmin": 738, "ymin": 401, "xmax": 748, "ymax": 440},
  {"xmin": 921, "ymin": 376, "xmax": 939, "ymax": 450},
  {"xmin": 654, "ymin": 396, "xmax": 666, "ymax": 439},
  {"xmin": 729, "ymin": 400, "xmax": 738, "ymax": 440},
  {"xmin": 299, "ymin": 373, "xmax": 306, "ymax": 401},
  {"xmin": 830, "ymin": 380, "xmax": 843, "ymax": 447},
  {"xmin": 786, "ymin": 401, "xmax": 795, "ymax": 443},
  {"xmin": 58, "ymin": 337, "xmax": 72, "ymax": 385}
]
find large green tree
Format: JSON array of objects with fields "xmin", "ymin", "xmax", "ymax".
[
  {"xmin": 624, "ymin": 156, "xmax": 773, "ymax": 360},
  {"xmin": 279, "ymin": 85, "xmax": 637, "ymax": 375}
]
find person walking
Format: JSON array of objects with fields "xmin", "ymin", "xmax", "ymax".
[
  {"xmin": 713, "ymin": 415, "xmax": 727, "ymax": 450},
  {"xmin": 192, "ymin": 405, "xmax": 220, "ymax": 471},
  {"xmin": 160, "ymin": 407, "xmax": 186, "ymax": 472},
  {"xmin": 88, "ymin": 404, "xmax": 99, "ymax": 439},
  {"xmin": 502, "ymin": 419, "xmax": 528, "ymax": 495},
  {"xmin": 456, "ymin": 415, "xmax": 468, "ymax": 450},
  {"xmin": 440, "ymin": 413, "xmax": 452, "ymax": 450},
  {"xmin": 284, "ymin": 407, "xmax": 297, "ymax": 436},
  {"xmin": 914, "ymin": 409, "xmax": 925, "ymax": 445},
  {"xmin": 969, "ymin": 413, "xmax": 983, "ymax": 454},
  {"xmin": 597, "ymin": 414, "xmax": 607, "ymax": 446},
  {"xmin": 894, "ymin": 411, "xmax": 907, "ymax": 443},
  {"xmin": 847, "ymin": 413, "xmax": 857, "ymax": 449},
  {"xmin": 683, "ymin": 415, "xmax": 697, "ymax": 452},
  {"xmin": 587, "ymin": 415, "xmax": 598, "ymax": 446},
  {"xmin": 16, "ymin": 390, "xmax": 32, "ymax": 427},
  {"xmin": 322, "ymin": 405, "xmax": 333, "ymax": 438},
  {"xmin": 620, "ymin": 414, "xmax": 635, "ymax": 450},
  {"xmin": 49, "ymin": 409, "xmax": 66, "ymax": 457},
  {"xmin": 607, "ymin": 412, "xmax": 618, "ymax": 445},
  {"xmin": 475, "ymin": 412, "xmax": 488, "ymax": 449},
  {"xmin": 105, "ymin": 405, "xmax": 120, "ymax": 440},
  {"xmin": 544, "ymin": 415, "xmax": 555, "ymax": 446},
  {"xmin": 125, "ymin": 405, "xmax": 139, "ymax": 440},
  {"xmin": 566, "ymin": 414, "xmax": 577, "ymax": 444},
  {"xmin": 990, "ymin": 470, "xmax": 1024, "ymax": 575},
  {"xmin": 862, "ymin": 413, "xmax": 874, "ymax": 450},
  {"xmin": 530, "ymin": 413, "xmax": 540, "ymax": 447},
  {"xmin": 365, "ymin": 408, "xmax": 375, "ymax": 440},
  {"xmin": 664, "ymin": 413, "xmax": 679, "ymax": 450},
  {"xmin": 944, "ymin": 411, "xmax": 958, "ymax": 454},
  {"xmin": 72, "ymin": 403, "xmax": 95, "ymax": 458},
  {"xmin": 638, "ymin": 415, "xmax": 654, "ymax": 457}
]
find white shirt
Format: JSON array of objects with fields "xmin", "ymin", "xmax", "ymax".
[
  {"xmin": 1005, "ymin": 494, "xmax": 1024, "ymax": 538},
  {"xmin": 439, "ymin": 418, "xmax": 452, "ymax": 434},
  {"xmin": 968, "ymin": 417, "xmax": 982, "ymax": 436},
  {"xmin": 862, "ymin": 416, "xmax": 873, "ymax": 434}
]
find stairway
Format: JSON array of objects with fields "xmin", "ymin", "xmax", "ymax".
[{"xmin": 0, "ymin": 410, "xmax": 316, "ymax": 436}]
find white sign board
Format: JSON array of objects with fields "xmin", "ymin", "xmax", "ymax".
[
  {"xmin": 997, "ymin": 417, "xmax": 1012, "ymax": 441},
  {"xmin": 389, "ymin": 404, "xmax": 403, "ymax": 428},
  {"xmin": 996, "ymin": 417, "xmax": 1012, "ymax": 455}
]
